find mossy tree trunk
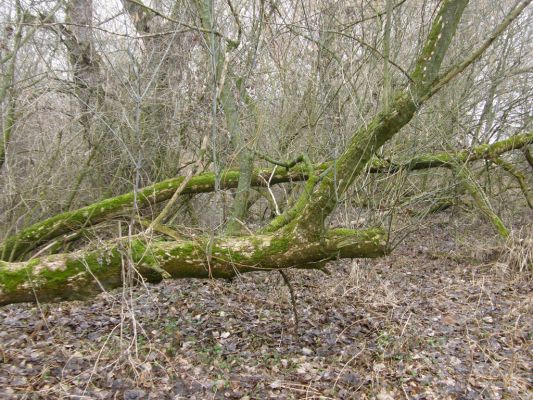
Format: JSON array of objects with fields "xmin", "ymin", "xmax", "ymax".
[
  {"xmin": 284, "ymin": 0, "xmax": 470, "ymax": 239},
  {"xmin": 0, "ymin": 164, "xmax": 321, "ymax": 262},
  {"xmin": 1, "ymin": 131, "xmax": 530, "ymax": 262},
  {"xmin": 0, "ymin": 227, "xmax": 387, "ymax": 306},
  {"xmin": 367, "ymin": 131, "xmax": 533, "ymax": 173},
  {"xmin": 279, "ymin": 0, "xmax": 528, "ymax": 240}
]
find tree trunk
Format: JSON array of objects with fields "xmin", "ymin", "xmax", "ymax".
[
  {"xmin": 0, "ymin": 164, "xmax": 322, "ymax": 261},
  {"xmin": 0, "ymin": 227, "xmax": 386, "ymax": 306},
  {"xmin": 2, "ymin": 0, "xmax": 530, "ymax": 308},
  {"xmin": 0, "ymin": 3, "xmax": 23, "ymax": 170},
  {"xmin": 291, "ymin": 0, "xmax": 469, "ymax": 239},
  {"xmin": 194, "ymin": 0, "xmax": 258, "ymax": 236}
]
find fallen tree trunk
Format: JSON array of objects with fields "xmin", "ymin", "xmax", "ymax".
[
  {"xmin": 2, "ymin": 132, "xmax": 531, "ymax": 261},
  {"xmin": 0, "ymin": 164, "xmax": 325, "ymax": 261},
  {"xmin": 0, "ymin": 227, "xmax": 386, "ymax": 305},
  {"xmin": 1, "ymin": 0, "xmax": 529, "ymax": 308}
]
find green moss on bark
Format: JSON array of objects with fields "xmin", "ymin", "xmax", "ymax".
[
  {"xmin": 0, "ymin": 228, "xmax": 386, "ymax": 306},
  {"xmin": 0, "ymin": 165, "xmax": 322, "ymax": 262}
]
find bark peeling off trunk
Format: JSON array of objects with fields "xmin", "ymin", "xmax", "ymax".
[{"xmin": 0, "ymin": 228, "xmax": 387, "ymax": 305}]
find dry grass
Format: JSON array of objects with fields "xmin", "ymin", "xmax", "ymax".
[{"xmin": 504, "ymin": 227, "xmax": 533, "ymax": 274}]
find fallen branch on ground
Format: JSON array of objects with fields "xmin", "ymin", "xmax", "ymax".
[{"xmin": 0, "ymin": 227, "xmax": 387, "ymax": 305}]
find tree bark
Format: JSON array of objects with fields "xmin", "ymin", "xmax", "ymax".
[
  {"xmin": 290, "ymin": 0, "xmax": 470, "ymax": 239},
  {"xmin": 368, "ymin": 131, "xmax": 533, "ymax": 173},
  {"xmin": 194, "ymin": 0, "xmax": 258, "ymax": 236},
  {"xmin": 286, "ymin": 0, "xmax": 528, "ymax": 239},
  {"xmin": 0, "ymin": 164, "xmax": 322, "ymax": 261},
  {"xmin": 0, "ymin": 227, "xmax": 386, "ymax": 306},
  {"xmin": 0, "ymin": 2, "xmax": 22, "ymax": 170}
]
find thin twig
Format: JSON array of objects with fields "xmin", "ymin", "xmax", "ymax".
[
  {"xmin": 148, "ymin": 135, "xmax": 208, "ymax": 230},
  {"xmin": 279, "ymin": 269, "xmax": 299, "ymax": 333}
]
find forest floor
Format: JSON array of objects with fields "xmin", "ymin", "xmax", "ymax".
[{"xmin": 0, "ymin": 213, "xmax": 531, "ymax": 399}]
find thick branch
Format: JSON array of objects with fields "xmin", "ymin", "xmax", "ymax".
[
  {"xmin": 452, "ymin": 164, "xmax": 510, "ymax": 239},
  {"xmin": 0, "ymin": 228, "xmax": 387, "ymax": 306},
  {"xmin": 368, "ymin": 131, "xmax": 533, "ymax": 173},
  {"xmin": 425, "ymin": 0, "xmax": 532, "ymax": 100},
  {"xmin": 291, "ymin": 0, "xmax": 470, "ymax": 239},
  {"xmin": 489, "ymin": 156, "xmax": 533, "ymax": 209},
  {"xmin": 0, "ymin": 165, "xmax": 323, "ymax": 261}
]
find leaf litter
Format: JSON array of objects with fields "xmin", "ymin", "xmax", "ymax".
[{"xmin": 0, "ymin": 215, "xmax": 531, "ymax": 399}]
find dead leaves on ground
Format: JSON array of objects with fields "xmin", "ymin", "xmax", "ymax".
[{"xmin": 0, "ymin": 220, "xmax": 531, "ymax": 399}]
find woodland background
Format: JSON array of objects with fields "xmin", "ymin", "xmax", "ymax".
[{"xmin": 0, "ymin": 0, "xmax": 532, "ymax": 398}]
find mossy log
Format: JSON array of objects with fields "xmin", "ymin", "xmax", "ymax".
[
  {"xmin": 0, "ymin": 164, "xmax": 327, "ymax": 262},
  {"xmin": 0, "ymin": 227, "xmax": 387, "ymax": 305}
]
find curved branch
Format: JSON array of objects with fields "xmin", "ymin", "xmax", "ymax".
[
  {"xmin": 3, "ymin": 131, "xmax": 531, "ymax": 261},
  {"xmin": 0, "ymin": 164, "xmax": 324, "ymax": 261}
]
